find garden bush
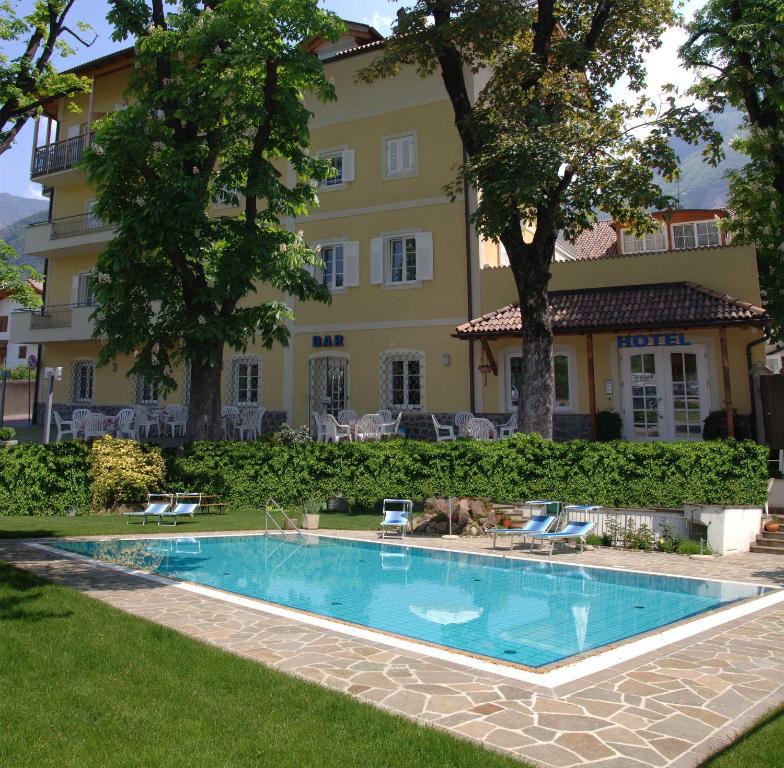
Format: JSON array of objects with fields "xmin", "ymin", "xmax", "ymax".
[
  {"xmin": 169, "ymin": 435, "xmax": 769, "ymax": 512},
  {"xmin": 88, "ymin": 436, "xmax": 166, "ymax": 510},
  {"xmin": 0, "ymin": 441, "xmax": 91, "ymax": 515}
]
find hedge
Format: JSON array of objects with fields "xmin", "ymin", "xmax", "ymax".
[
  {"xmin": 168, "ymin": 435, "xmax": 769, "ymax": 511},
  {"xmin": 0, "ymin": 436, "xmax": 768, "ymax": 516}
]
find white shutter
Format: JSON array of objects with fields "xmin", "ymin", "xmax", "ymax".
[
  {"xmin": 70, "ymin": 274, "xmax": 80, "ymax": 305},
  {"xmin": 386, "ymin": 139, "xmax": 399, "ymax": 176},
  {"xmin": 114, "ymin": 103, "xmax": 128, "ymax": 112},
  {"xmin": 401, "ymin": 135, "xmax": 416, "ymax": 173},
  {"xmin": 304, "ymin": 262, "xmax": 315, "ymax": 277},
  {"xmin": 287, "ymin": 162, "xmax": 297, "ymax": 189},
  {"xmin": 370, "ymin": 238, "xmax": 384, "ymax": 284},
  {"xmin": 343, "ymin": 241, "xmax": 360, "ymax": 287},
  {"xmin": 341, "ymin": 149, "xmax": 355, "ymax": 183},
  {"xmin": 415, "ymin": 232, "xmax": 433, "ymax": 281}
]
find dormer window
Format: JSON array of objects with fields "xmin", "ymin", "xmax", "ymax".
[
  {"xmin": 621, "ymin": 225, "xmax": 666, "ymax": 255},
  {"xmin": 672, "ymin": 221, "xmax": 720, "ymax": 250}
]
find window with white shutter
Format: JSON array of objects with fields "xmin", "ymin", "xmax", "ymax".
[
  {"xmin": 384, "ymin": 132, "xmax": 417, "ymax": 178},
  {"xmin": 318, "ymin": 148, "xmax": 355, "ymax": 189},
  {"xmin": 373, "ymin": 232, "xmax": 434, "ymax": 286}
]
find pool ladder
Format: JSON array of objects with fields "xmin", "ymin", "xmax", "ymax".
[{"xmin": 264, "ymin": 498, "xmax": 306, "ymax": 542}]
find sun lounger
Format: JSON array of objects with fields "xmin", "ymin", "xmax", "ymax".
[
  {"xmin": 380, "ymin": 498, "xmax": 413, "ymax": 539},
  {"xmin": 123, "ymin": 501, "xmax": 171, "ymax": 525},
  {"xmin": 528, "ymin": 519, "xmax": 597, "ymax": 556},
  {"xmin": 154, "ymin": 502, "xmax": 199, "ymax": 527},
  {"xmin": 492, "ymin": 514, "xmax": 558, "ymax": 550}
]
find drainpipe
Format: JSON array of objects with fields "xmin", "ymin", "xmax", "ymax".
[{"xmin": 462, "ymin": 149, "xmax": 476, "ymax": 413}]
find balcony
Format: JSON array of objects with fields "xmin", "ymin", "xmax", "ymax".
[
  {"xmin": 31, "ymin": 132, "xmax": 94, "ymax": 182},
  {"xmin": 9, "ymin": 303, "xmax": 99, "ymax": 344},
  {"xmin": 25, "ymin": 213, "xmax": 114, "ymax": 257}
]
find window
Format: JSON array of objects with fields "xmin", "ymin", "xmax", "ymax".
[
  {"xmin": 322, "ymin": 244, "xmax": 344, "ymax": 289},
  {"xmin": 317, "ymin": 148, "xmax": 354, "ymax": 189},
  {"xmin": 621, "ymin": 226, "xmax": 666, "ymax": 254},
  {"xmin": 17, "ymin": 345, "xmax": 27, "ymax": 360},
  {"xmin": 71, "ymin": 360, "xmax": 95, "ymax": 404},
  {"xmin": 384, "ymin": 133, "xmax": 417, "ymax": 178},
  {"xmin": 0, "ymin": 316, "xmax": 8, "ymax": 333},
  {"xmin": 389, "ymin": 237, "xmax": 417, "ymax": 284},
  {"xmin": 380, "ymin": 351, "xmax": 425, "ymax": 411},
  {"xmin": 134, "ymin": 375, "xmax": 159, "ymax": 405},
  {"xmin": 230, "ymin": 356, "xmax": 260, "ymax": 406},
  {"xmin": 320, "ymin": 150, "xmax": 343, "ymax": 187},
  {"xmin": 506, "ymin": 348, "xmax": 574, "ymax": 411},
  {"xmin": 672, "ymin": 221, "xmax": 720, "ymax": 250},
  {"xmin": 71, "ymin": 271, "xmax": 94, "ymax": 306}
]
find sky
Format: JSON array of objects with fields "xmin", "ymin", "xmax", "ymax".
[{"xmin": 1, "ymin": 0, "xmax": 700, "ymax": 199}]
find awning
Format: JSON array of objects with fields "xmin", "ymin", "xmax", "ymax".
[{"xmin": 455, "ymin": 282, "xmax": 768, "ymax": 338}]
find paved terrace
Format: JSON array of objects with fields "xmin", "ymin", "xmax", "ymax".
[{"xmin": 3, "ymin": 532, "xmax": 784, "ymax": 768}]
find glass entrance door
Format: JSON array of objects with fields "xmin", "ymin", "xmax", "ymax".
[
  {"xmin": 309, "ymin": 356, "xmax": 349, "ymax": 425},
  {"xmin": 621, "ymin": 346, "xmax": 709, "ymax": 441}
]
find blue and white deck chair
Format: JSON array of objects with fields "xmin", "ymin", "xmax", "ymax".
[
  {"xmin": 492, "ymin": 514, "xmax": 558, "ymax": 550},
  {"xmin": 155, "ymin": 502, "xmax": 200, "ymax": 527},
  {"xmin": 380, "ymin": 499, "xmax": 413, "ymax": 539},
  {"xmin": 528, "ymin": 516, "xmax": 599, "ymax": 556},
  {"xmin": 122, "ymin": 493, "xmax": 172, "ymax": 525}
]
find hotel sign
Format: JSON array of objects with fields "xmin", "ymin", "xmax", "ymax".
[{"xmin": 617, "ymin": 333, "xmax": 691, "ymax": 348}]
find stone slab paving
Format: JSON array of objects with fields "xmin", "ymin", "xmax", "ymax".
[{"xmin": 3, "ymin": 533, "xmax": 784, "ymax": 768}]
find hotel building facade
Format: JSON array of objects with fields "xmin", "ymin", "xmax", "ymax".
[{"xmin": 11, "ymin": 23, "xmax": 768, "ymax": 442}]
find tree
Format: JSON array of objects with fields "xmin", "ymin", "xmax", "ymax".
[
  {"xmin": 84, "ymin": 0, "xmax": 343, "ymax": 440},
  {"xmin": 0, "ymin": 240, "xmax": 41, "ymax": 307},
  {"xmin": 681, "ymin": 0, "xmax": 784, "ymax": 340},
  {"xmin": 360, "ymin": 1, "xmax": 717, "ymax": 437},
  {"xmin": 1, "ymin": 0, "xmax": 92, "ymax": 157}
]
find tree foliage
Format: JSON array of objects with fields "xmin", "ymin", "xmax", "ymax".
[
  {"xmin": 0, "ymin": 0, "xmax": 91, "ymax": 156},
  {"xmin": 682, "ymin": 0, "xmax": 784, "ymax": 340},
  {"xmin": 85, "ymin": 0, "xmax": 344, "ymax": 439},
  {"xmin": 361, "ymin": 1, "xmax": 718, "ymax": 436},
  {"xmin": 0, "ymin": 239, "xmax": 42, "ymax": 308}
]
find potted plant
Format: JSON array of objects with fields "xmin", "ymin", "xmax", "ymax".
[
  {"xmin": 500, "ymin": 513, "xmax": 513, "ymax": 529},
  {"xmin": 302, "ymin": 499, "xmax": 321, "ymax": 530},
  {"xmin": 764, "ymin": 516, "xmax": 781, "ymax": 533},
  {"xmin": 0, "ymin": 426, "xmax": 17, "ymax": 448}
]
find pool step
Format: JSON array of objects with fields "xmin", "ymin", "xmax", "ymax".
[{"xmin": 750, "ymin": 532, "xmax": 784, "ymax": 554}]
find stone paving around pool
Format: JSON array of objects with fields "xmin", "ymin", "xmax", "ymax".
[{"xmin": 3, "ymin": 532, "xmax": 784, "ymax": 768}]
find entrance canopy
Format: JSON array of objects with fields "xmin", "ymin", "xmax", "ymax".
[{"xmin": 454, "ymin": 282, "xmax": 768, "ymax": 338}]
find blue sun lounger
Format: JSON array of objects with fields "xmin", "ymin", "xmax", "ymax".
[
  {"xmin": 122, "ymin": 500, "xmax": 171, "ymax": 525},
  {"xmin": 492, "ymin": 514, "xmax": 558, "ymax": 550},
  {"xmin": 154, "ymin": 502, "xmax": 199, "ymax": 527},
  {"xmin": 380, "ymin": 499, "xmax": 413, "ymax": 539},
  {"xmin": 528, "ymin": 519, "xmax": 597, "ymax": 556}
]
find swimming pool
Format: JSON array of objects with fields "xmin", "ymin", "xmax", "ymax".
[{"xmin": 52, "ymin": 535, "xmax": 771, "ymax": 668}]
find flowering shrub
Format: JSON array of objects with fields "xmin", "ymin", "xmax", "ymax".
[{"xmin": 88, "ymin": 436, "xmax": 165, "ymax": 510}]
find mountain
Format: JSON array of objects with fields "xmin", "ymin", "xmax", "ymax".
[
  {"xmin": 661, "ymin": 106, "xmax": 748, "ymax": 209},
  {"xmin": 0, "ymin": 193, "xmax": 47, "ymax": 230},
  {"xmin": 0, "ymin": 212, "xmax": 46, "ymax": 271}
]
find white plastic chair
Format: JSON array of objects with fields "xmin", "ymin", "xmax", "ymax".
[
  {"xmin": 381, "ymin": 412, "xmax": 402, "ymax": 437},
  {"xmin": 221, "ymin": 406, "xmax": 240, "ymax": 439},
  {"xmin": 499, "ymin": 411, "xmax": 518, "ymax": 438},
  {"xmin": 378, "ymin": 409, "xmax": 392, "ymax": 424},
  {"xmin": 337, "ymin": 409, "xmax": 358, "ymax": 425},
  {"xmin": 431, "ymin": 414, "xmax": 455, "ymax": 442},
  {"xmin": 134, "ymin": 406, "xmax": 157, "ymax": 439},
  {"xmin": 71, "ymin": 408, "xmax": 90, "ymax": 438},
  {"xmin": 322, "ymin": 413, "xmax": 351, "ymax": 443},
  {"xmin": 52, "ymin": 411, "xmax": 75, "ymax": 441},
  {"xmin": 356, "ymin": 413, "xmax": 383, "ymax": 442},
  {"xmin": 116, "ymin": 408, "xmax": 135, "ymax": 439},
  {"xmin": 380, "ymin": 498, "xmax": 413, "ymax": 539},
  {"xmin": 455, "ymin": 411, "xmax": 474, "ymax": 437},
  {"xmin": 312, "ymin": 413, "xmax": 327, "ymax": 443},
  {"xmin": 83, "ymin": 412, "xmax": 107, "ymax": 440},
  {"xmin": 236, "ymin": 407, "xmax": 264, "ymax": 441},
  {"xmin": 466, "ymin": 417, "xmax": 495, "ymax": 439},
  {"xmin": 165, "ymin": 405, "xmax": 188, "ymax": 437}
]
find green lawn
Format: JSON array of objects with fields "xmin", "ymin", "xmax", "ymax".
[
  {"xmin": 703, "ymin": 705, "xmax": 784, "ymax": 767},
  {"xmin": 0, "ymin": 561, "xmax": 523, "ymax": 768},
  {"xmin": 0, "ymin": 508, "xmax": 379, "ymax": 539}
]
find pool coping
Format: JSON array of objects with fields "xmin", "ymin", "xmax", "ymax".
[{"xmin": 28, "ymin": 532, "xmax": 784, "ymax": 688}]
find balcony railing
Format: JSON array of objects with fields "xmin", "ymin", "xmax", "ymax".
[
  {"xmin": 49, "ymin": 213, "xmax": 113, "ymax": 240},
  {"xmin": 16, "ymin": 302, "xmax": 97, "ymax": 331},
  {"xmin": 31, "ymin": 132, "xmax": 95, "ymax": 178}
]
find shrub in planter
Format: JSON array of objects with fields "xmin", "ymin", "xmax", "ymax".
[
  {"xmin": 703, "ymin": 409, "xmax": 752, "ymax": 440},
  {"xmin": 0, "ymin": 426, "xmax": 16, "ymax": 441},
  {"xmin": 89, "ymin": 436, "xmax": 166, "ymax": 510},
  {"xmin": 595, "ymin": 410, "xmax": 622, "ymax": 441}
]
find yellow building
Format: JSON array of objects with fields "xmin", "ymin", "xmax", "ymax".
[{"xmin": 11, "ymin": 24, "xmax": 768, "ymax": 442}]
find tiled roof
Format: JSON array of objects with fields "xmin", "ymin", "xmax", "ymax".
[
  {"xmin": 455, "ymin": 282, "xmax": 768, "ymax": 337},
  {"xmin": 572, "ymin": 220, "xmax": 617, "ymax": 261}
]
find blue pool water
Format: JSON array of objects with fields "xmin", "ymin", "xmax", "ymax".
[{"xmin": 53, "ymin": 535, "xmax": 771, "ymax": 668}]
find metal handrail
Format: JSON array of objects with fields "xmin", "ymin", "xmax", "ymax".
[
  {"xmin": 264, "ymin": 498, "xmax": 305, "ymax": 541},
  {"xmin": 51, "ymin": 213, "xmax": 113, "ymax": 240},
  {"xmin": 13, "ymin": 301, "xmax": 99, "ymax": 331},
  {"xmin": 31, "ymin": 131, "xmax": 95, "ymax": 177}
]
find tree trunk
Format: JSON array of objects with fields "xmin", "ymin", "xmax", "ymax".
[
  {"xmin": 187, "ymin": 347, "xmax": 224, "ymax": 441},
  {"xmin": 504, "ymin": 235, "xmax": 554, "ymax": 439}
]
